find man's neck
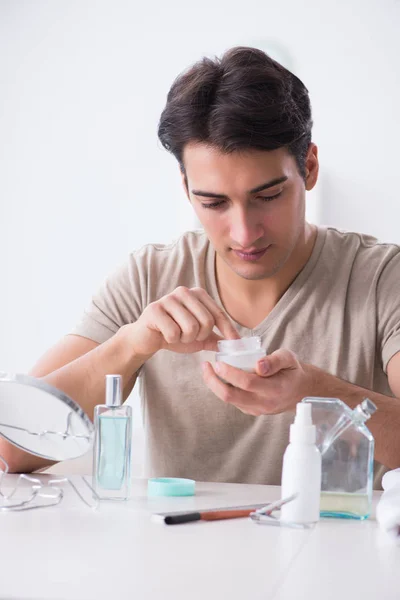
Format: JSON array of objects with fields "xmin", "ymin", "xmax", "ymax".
[{"xmin": 216, "ymin": 223, "xmax": 318, "ymax": 329}]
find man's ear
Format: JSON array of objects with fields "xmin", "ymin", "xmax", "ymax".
[{"xmin": 304, "ymin": 143, "xmax": 319, "ymax": 191}]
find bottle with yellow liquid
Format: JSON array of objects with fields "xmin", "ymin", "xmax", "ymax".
[{"xmin": 302, "ymin": 397, "xmax": 377, "ymax": 520}]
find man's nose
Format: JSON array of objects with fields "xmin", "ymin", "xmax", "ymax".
[{"xmin": 229, "ymin": 207, "xmax": 264, "ymax": 249}]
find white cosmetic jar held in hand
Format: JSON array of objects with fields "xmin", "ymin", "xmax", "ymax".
[{"xmin": 216, "ymin": 336, "xmax": 266, "ymax": 373}]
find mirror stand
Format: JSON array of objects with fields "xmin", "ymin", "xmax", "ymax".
[{"xmin": 0, "ymin": 454, "xmax": 99, "ymax": 511}]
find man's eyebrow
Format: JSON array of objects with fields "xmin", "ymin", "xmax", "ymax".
[
  {"xmin": 249, "ymin": 176, "xmax": 288, "ymax": 194},
  {"xmin": 191, "ymin": 176, "xmax": 288, "ymax": 199}
]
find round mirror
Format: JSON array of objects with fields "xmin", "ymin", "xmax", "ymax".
[{"xmin": 0, "ymin": 373, "xmax": 93, "ymax": 461}]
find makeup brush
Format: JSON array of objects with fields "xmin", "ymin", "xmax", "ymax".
[{"xmin": 152, "ymin": 495, "xmax": 296, "ymax": 525}]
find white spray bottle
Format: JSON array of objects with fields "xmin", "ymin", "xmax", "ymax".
[{"xmin": 280, "ymin": 402, "xmax": 321, "ymax": 524}]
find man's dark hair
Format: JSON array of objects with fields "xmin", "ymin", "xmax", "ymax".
[{"xmin": 158, "ymin": 46, "xmax": 313, "ymax": 179}]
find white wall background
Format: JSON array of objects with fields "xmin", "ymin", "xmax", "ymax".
[{"xmin": 1, "ymin": 0, "xmax": 399, "ymax": 471}]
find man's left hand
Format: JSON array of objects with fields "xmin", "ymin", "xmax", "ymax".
[{"xmin": 201, "ymin": 349, "xmax": 310, "ymax": 416}]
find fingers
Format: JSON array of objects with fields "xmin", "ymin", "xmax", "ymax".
[
  {"xmin": 201, "ymin": 362, "xmax": 251, "ymax": 404},
  {"xmin": 202, "ymin": 350, "xmax": 301, "ymax": 417},
  {"xmin": 256, "ymin": 349, "xmax": 298, "ymax": 377},
  {"xmin": 150, "ymin": 302, "xmax": 182, "ymax": 344},
  {"xmin": 214, "ymin": 361, "xmax": 259, "ymax": 393},
  {"xmin": 152, "ymin": 287, "xmax": 239, "ymax": 347},
  {"xmin": 201, "ymin": 362, "xmax": 267, "ymax": 416},
  {"xmin": 190, "ymin": 288, "xmax": 240, "ymax": 341},
  {"xmin": 173, "ymin": 288, "xmax": 216, "ymax": 342},
  {"xmin": 161, "ymin": 296, "xmax": 201, "ymax": 344},
  {"xmin": 201, "ymin": 332, "xmax": 224, "ymax": 352}
]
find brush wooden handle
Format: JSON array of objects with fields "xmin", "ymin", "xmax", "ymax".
[{"xmin": 201, "ymin": 509, "xmax": 253, "ymax": 521}]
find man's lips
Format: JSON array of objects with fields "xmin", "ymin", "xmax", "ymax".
[{"xmin": 232, "ymin": 246, "xmax": 271, "ymax": 261}]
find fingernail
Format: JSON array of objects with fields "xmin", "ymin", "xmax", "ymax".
[
  {"xmin": 214, "ymin": 362, "xmax": 222, "ymax": 374},
  {"xmin": 258, "ymin": 360, "xmax": 269, "ymax": 375}
]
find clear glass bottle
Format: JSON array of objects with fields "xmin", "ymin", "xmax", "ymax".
[
  {"xmin": 216, "ymin": 336, "xmax": 266, "ymax": 372},
  {"xmin": 92, "ymin": 374, "xmax": 132, "ymax": 500},
  {"xmin": 302, "ymin": 397, "xmax": 377, "ymax": 520}
]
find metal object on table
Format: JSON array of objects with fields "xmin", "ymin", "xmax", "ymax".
[{"xmin": 250, "ymin": 493, "xmax": 314, "ymax": 529}]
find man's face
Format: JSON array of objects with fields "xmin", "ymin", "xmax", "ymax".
[{"xmin": 183, "ymin": 143, "xmax": 318, "ymax": 281}]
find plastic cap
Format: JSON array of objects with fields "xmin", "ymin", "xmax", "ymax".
[
  {"xmin": 294, "ymin": 402, "xmax": 312, "ymax": 426},
  {"xmin": 353, "ymin": 398, "xmax": 377, "ymax": 422},
  {"xmin": 105, "ymin": 374, "xmax": 122, "ymax": 407},
  {"xmin": 217, "ymin": 336, "xmax": 262, "ymax": 354},
  {"xmin": 290, "ymin": 402, "xmax": 316, "ymax": 444}
]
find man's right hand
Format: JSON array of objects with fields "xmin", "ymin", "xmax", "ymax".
[{"xmin": 124, "ymin": 286, "xmax": 240, "ymax": 358}]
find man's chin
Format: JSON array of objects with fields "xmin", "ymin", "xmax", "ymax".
[
  {"xmin": 234, "ymin": 269, "xmax": 278, "ymax": 281},
  {"xmin": 228, "ymin": 260, "xmax": 281, "ymax": 281}
]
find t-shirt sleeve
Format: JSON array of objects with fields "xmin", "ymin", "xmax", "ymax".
[
  {"xmin": 377, "ymin": 251, "xmax": 400, "ymax": 373},
  {"xmin": 70, "ymin": 254, "xmax": 145, "ymax": 344}
]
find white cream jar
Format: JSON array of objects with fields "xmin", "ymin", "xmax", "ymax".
[{"xmin": 216, "ymin": 336, "xmax": 266, "ymax": 373}]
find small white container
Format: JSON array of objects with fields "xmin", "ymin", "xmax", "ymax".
[
  {"xmin": 216, "ymin": 336, "xmax": 266, "ymax": 372},
  {"xmin": 280, "ymin": 402, "xmax": 321, "ymax": 525}
]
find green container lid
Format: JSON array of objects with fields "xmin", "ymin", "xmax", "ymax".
[{"xmin": 147, "ymin": 477, "xmax": 196, "ymax": 497}]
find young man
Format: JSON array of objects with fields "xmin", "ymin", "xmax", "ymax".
[{"xmin": 3, "ymin": 47, "xmax": 400, "ymax": 487}]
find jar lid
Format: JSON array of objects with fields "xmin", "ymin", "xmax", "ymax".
[
  {"xmin": 217, "ymin": 336, "xmax": 261, "ymax": 354},
  {"xmin": 147, "ymin": 477, "xmax": 196, "ymax": 497}
]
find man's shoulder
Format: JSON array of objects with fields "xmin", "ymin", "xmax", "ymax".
[
  {"xmin": 323, "ymin": 226, "xmax": 400, "ymax": 266},
  {"xmin": 124, "ymin": 230, "xmax": 211, "ymax": 296},
  {"xmin": 132, "ymin": 229, "xmax": 209, "ymax": 261}
]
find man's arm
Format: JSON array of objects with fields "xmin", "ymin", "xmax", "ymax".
[
  {"xmin": 3, "ymin": 286, "xmax": 239, "ymax": 474},
  {"xmin": 0, "ymin": 334, "xmax": 99, "ymax": 473},
  {"xmin": 0, "ymin": 331, "xmax": 143, "ymax": 473},
  {"xmin": 305, "ymin": 352, "xmax": 400, "ymax": 470},
  {"xmin": 203, "ymin": 349, "xmax": 400, "ymax": 470}
]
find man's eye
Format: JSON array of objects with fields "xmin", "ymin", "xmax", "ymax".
[
  {"xmin": 201, "ymin": 201, "xmax": 225, "ymax": 209},
  {"xmin": 258, "ymin": 192, "xmax": 282, "ymax": 202},
  {"xmin": 201, "ymin": 191, "xmax": 282, "ymax": 209}
]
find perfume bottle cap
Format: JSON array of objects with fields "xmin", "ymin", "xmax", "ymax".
[
  {"xmin": 289, "ymin": 402, "xmax": 316, "ymax": 444},
  {"xmin": 105, "ymin": 374, "xmax": 122, "ymax": 407},
  {"xmin": 354, "ymin": 398, "xmax": 377, "ymax": 422}
]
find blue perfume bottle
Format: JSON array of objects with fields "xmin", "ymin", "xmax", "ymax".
[{"xmin": 92, "ymin": 374, "xmax": 132, "ymax": 500}]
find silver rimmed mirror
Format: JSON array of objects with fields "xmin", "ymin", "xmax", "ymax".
[{"xmin": 0, "ymin": 373, "xmax": 93, "ymax": 461}]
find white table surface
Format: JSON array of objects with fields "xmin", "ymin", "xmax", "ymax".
[{"xmin": 0, "ymin": 475, "xmax": 397, "ymax": 600}]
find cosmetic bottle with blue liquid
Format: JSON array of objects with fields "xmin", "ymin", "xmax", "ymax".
[{"xmin": 92, "ymin": 374, "xmax": 132, "ymax": 500}]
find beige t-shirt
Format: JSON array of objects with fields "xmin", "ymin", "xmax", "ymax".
[{"xmin": 72, "ymin": 227, "xmax": 400, "ymax": 488}]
